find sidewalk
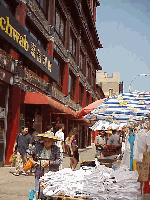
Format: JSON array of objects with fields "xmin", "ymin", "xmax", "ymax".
[{"xmin": 0, "ymin": 145, "xmax": 96, "ymax": 200}]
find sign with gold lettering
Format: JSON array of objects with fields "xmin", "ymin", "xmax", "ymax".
[{"xmin": 0, "ymin": 4, "xmax": 59, "ymax": 82}]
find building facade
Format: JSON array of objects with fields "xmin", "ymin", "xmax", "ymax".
[
  {"xmin": 0, "ymin": 0, "xmax": 103, "ymax": 166},
  {"xmin": 96, "ymin": 72, "xmax": 123, "ymax": 97}
]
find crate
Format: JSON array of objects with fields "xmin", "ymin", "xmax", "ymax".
[{"xmin": 80, "ymin": 160, "xmax": 95, "ymax": 167}]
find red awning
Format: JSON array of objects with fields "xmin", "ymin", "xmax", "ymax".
[
  {"xmin": 76, "ymin": 99, "xmax": 105, "ymax": 118},
  {"xmin": 21, "ymin": 91, "xmax": 49, "ymax": 104},
  {"xmin": 21, "ymin": 91, "xmax": 78, "ymax": 118},
  {"xmin": 21, "ymin": 91, "xmax": 90, "ymax": 123}
]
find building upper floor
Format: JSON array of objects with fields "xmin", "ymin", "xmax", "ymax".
[{"xmin": 0, "ymin": 0, "xmax": 104, "ymax": 108}]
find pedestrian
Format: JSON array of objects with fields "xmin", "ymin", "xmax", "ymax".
[
  {"xmin": 65, "ymin": 133, "xmax": 71, "ymax": 155},
  {"xmin": 107, "ymin": 125, "xmax": 121, "ymax": 155},
  {"xmin": 28, "ymin": 133, "xmax": 61, "ymax": 199},
  {"xmin": 94, "ymin": 126, "xmax": 107, "ymax": 158},
  {"xmin": 55, "ymin": 123, "xmax": 65, "ymax": 170},
  {"xmin": 69, "ymin": 127, "xmax": 79, "ymax": 171},
  {"xmin": 107, "ymin": 126, "xmax": 120, "ymax": 147},
  {"xmin": 46, "ymin": 124, "xmax": 55, "ymax": 136},
  {"xmin": 13, "ymin": 126, "xmax": 33, "ymax": 176},
  {"xmin": 31, "ymin": 128, "xmax": 39, "ymax": 144}
]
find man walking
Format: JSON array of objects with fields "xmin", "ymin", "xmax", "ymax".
[
  {"xmin": 94, "ymin": 126, "xmax": 107, "ymax": 158},
  {"xmin": 13, "ymin": 126, "xmax": 32, "ymax": 176}
]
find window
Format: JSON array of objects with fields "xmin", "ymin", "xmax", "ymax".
[
  {"xmin": 68, "ymin": 74, "xmax": 71, "ymax": 94},
  {"xmin": 36, "ymin": 0, "xmax": 47, "ymax": 15},
  {"xmin": 87, "ymin": 64, "xmax": 91, "ymax": 84},
  {"xmin": 80, "ymin": 51, "xmax": 84, "ymax": 71},
  {"xmin": 54, "ymin": 57, "xmax": 59, "ymax": 66},
  {"xmin": 79, "ymin": 83, "xmax": 84, "ymax": 105},
  {"xmin": 70, "ymin": 32, "xmax": 76, "ymax": 58},
  {"xmin": 91, "ymin": 73, "xmax": 95, "ymax": 89},
  {"xmin": 55, "ymin": 8, "xmax": 65, "ymax": 42},
  {"xmin": 25, "ymin": 19, "xmax": 46, "ymax": 50},
  {"xmin": 1, "ymin": 0, "xmax": 16, "ymax": 16},
  {"xmin": 53, "ymin": 54, "xmax": 63, "ymax": 91},
  {"xmin": 109, "ymin": 89, "xmax": 113, "ymax": 97},
  {"xmin": 86, "ymin": 65, "xmax": 89, "ymax": 79},
  {"xmin": 86, "ymin": 92, "xmax": 89, "ymax": 106},
  {"xmin": 68, "ymin": 72, "xmax": 75, "ymax": 100}
]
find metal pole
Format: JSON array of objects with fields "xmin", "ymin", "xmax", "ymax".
[{"xmin": 128, "ymin": 74, "xmax": 148, "ymax": 92}]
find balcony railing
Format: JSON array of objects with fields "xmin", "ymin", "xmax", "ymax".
[{"xmin": 14, "ymin": 60, "xmax": 52, "ymax": 95}]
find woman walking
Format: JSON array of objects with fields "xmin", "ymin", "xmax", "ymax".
[{"xmin": 69, "ymin": 127, "xmax": 79, "ymax": 171}]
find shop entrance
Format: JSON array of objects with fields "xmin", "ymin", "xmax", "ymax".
[
  {"xmin": 0, "ymin": 82, "xmax": 8, "ymax": 166},
  {"xmin": 20, "ymin": 104, "xmax": 42, "ymax": 134}
]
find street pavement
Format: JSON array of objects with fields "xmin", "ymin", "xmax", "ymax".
[{"xmin": 0, "ymin": 144, "xmax": 96, "ymax": 200}]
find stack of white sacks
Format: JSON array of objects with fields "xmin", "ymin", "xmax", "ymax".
[{"xmin": 40, "ymin": 163, "xmax": 141, "ymax": 200}]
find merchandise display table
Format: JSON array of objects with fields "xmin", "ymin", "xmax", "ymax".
[{"xmin": 39, "ymin": 165, "xmax": 142, "ymax": 200}]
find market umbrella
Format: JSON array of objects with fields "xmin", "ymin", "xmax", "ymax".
[
  {"xmin": 76, "ymin": 98, "xmax": 105, "ymax": 118},
  {"xmin": 85, "ymin": 92, "xmax": 150, "ymax": 123},
  {"xmin": 90, "ymin": 120, "xmax": 110, "ymax": 131}
]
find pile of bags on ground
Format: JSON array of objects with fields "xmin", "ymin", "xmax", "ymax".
[{"xmin": 39, "ymin": 163, "xmax": 142, "ymax": 200}]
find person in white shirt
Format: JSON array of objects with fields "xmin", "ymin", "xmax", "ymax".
[
  {"xmin": 55, "ymin": 123, "xmax": 65, "ymax": 169},
  {"xmin": 94, "ymin": 127, "xmax": 107, "ymax": 158}
]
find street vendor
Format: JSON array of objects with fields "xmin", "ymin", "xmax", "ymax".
[
  {"xmin": 28, "ymin": 133, "xmax": 61, "ymax": 198},
  {"xmin": 107, "ymin": 125, "xmax": 120, "ymax": 147},
  {"xmin": 94, "ymin": 126, "xmax": 107, "ymax": 158},
  {"xmin": 107, "ymin": 124, "xmax": 121, "ymax": 155}
]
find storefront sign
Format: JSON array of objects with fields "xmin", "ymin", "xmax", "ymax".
[{"xmin": 0, "ymin": 4, "xmax": 59, "ymax": 82}]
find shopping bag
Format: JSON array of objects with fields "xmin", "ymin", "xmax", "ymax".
[
  {"xmin": 29, "ymin": 189, "xmax": 36, "ymax": 200},
  {"xmin": 9, "ymin": 154, "xmax": 13, "ymax": 163},
  {"xmin": 23, "ymin": 157, "xmax": 33, "ymax": 171}
]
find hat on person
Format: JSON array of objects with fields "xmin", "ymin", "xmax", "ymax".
[
  {"xmin": 107, "ymin": 130, "xmax": 112, "ymax": 134},
  {"xmin": 36, "ymin": 133, "xmax": 62, "ymax": 141}
]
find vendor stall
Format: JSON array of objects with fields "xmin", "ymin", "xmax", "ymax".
[{"xmin": 38, "ymin": 163, "xmax": 141, "ymax": 200}]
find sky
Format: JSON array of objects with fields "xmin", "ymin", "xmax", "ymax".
[{"xmin": 96, "ymin": 0, "xmax": 150, "ymax": 92}]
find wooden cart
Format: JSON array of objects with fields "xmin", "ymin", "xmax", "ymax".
[{"xmin": 46, "ymin": 196, "xmax": 92, "ymax": 200}]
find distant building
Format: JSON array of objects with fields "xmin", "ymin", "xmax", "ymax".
[{"xmin": 96, "ymin": 72, "xmax": 123, "ymax": 97}]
